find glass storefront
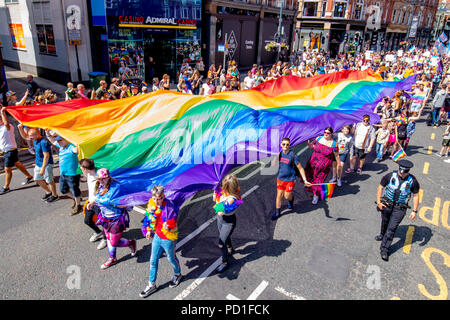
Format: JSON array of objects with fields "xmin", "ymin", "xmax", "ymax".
[{"xmin": 105, "ymin": 0, "xmax": 202, "ymax": 83}]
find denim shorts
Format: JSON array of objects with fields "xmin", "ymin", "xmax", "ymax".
[
  {"xmin": 339, "ymin": 153, "xmax": 348, "ymax": 163},
  {"xmin": 59, "ymin": 174, "xmax": 81, "ymax": 197},
  {"xmin": 410, "ymin": 102, "xmax": 422, "ymax": 113},
  {"xmin": 34, "ymin": 164, "xmax": 54, "ymax": 183},
  {"xmin": 3, "ymin": 149, "xmax": 18, "ymax": 168}
]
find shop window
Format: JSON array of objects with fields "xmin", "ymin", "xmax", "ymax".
[
  {"xmin": 303, "ymin": 1, "xmax": 318, "ymax": 17},
  {"xmin": 333, "ymin": 1, "xmax": 347, "ymax": 18},
  {"xmin": 36, "ymin": 24, "xmax": 56, "ymax": 56}
]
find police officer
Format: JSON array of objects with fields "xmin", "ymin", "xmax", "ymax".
[{"xmin": 375, "ymin": 159, "xmax": 420, "ymax": 261}]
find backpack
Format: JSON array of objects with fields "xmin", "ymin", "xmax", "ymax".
[
  {"xmin": 279, "ymin": 151, "xmax": 300, "ymax": 177},
  {"xmin": 397, "ymin": 123, "xmax": 407, "ymax": 139}
]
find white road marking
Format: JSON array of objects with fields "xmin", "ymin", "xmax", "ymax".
[
  {"xmin": 247, "ymin": 280, "xmax": 269, "ymax": 300},
  {"xmin": 174, "ymin": 257, "xmax": 222, "ymax": 300},
  {"xmin": 226, "ymin": 294, "xmax": 240, "ymax": 300},
  {"xmin": 176, "ymin": 185, "xmax": 259, "ymax": 251},
  {"xmin": 274, "ymin": 286, "xmax": 307, "ymax": 300}
]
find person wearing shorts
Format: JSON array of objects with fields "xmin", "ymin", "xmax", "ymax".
[
  {"xmin": 0, "ymin": 106, "xmax": 33, "ymax": 194},
  {"xmin": 18, "ymin": 125, "xmax": 58, "ymax": 202},
  {"xmin": 347, "ymin": 115, "xmax": 376, "ymax": 174},
  {"xmin": 272, "ymin": 137, "xmax": 310, "ymax": 220},
  {"xmin": 437, "ymin": 124, "xmax": 450, "ymax": 157}
]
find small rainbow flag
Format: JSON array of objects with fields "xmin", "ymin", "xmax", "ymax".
[
  {"xmin": 141, "ymin": 81, "xmax": 148, "ymax": 87},
  {"xmin": 392, "ymin": 147, "xmax": 406, "ymax": 162},
  {"xmin": 320, "ymin": 183, "xmax": 335, "ymax": 200}
]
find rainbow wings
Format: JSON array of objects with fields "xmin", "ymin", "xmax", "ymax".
[{"xmin": 7, "ymin": 70, "xmax": 416, "ymax": 207}]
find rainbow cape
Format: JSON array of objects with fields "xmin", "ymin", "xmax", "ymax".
[
  {"xmin": 6, "ymin": 70, "xmax": 416, "ymax": 207},
  {"xmin": 319, "ymin": 183, "xmax": 336, "ymax": 200}
]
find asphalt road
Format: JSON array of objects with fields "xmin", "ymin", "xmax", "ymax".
[{"xmin": 0, "ymin": 110, "xmax": 449, "ymax": 303}]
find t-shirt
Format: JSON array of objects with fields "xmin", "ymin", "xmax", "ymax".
[
  {"xmin": 27, "ymin": 81, "xmax": 39, "ymax": 97},
  {"xmin": 87, "ymin": 172, "xmax": 97, "ymax": 203},
  {"xmin": 336, "ymin": 132, "xmax": 353, "ymax": 154},
  {"xmin": 33, "ymin": 137, "xmax": 54, "ymax": 167},
  {"xmin": 353, "ymin": 122, "xmax": 376, "ymax": 149},
  {"xmin": 0, "ymin": 123, "xmax": 17, "ymax": 152},
  {"xmin": 277, "ymin": 150, "xmax": 300, "ymax": 182},
  {"xmin": 56, "ymin": 143, "xmax": 78, "ymax": 176},
  {"xmin": 243, "ymin": 76, "xmax": 254, "ymax": 90},
  {"xmin": 376, "ymin": 128, "xmax": 390, "ymax": 144},
  {"xmin": 380, "ymin": 172, "xmax": 420, "ymax": 195}
]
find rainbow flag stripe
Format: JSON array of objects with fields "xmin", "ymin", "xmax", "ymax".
[
  {"xmin": 6, "ymin": 70, "xmax": 416, "ymax": 207},
  {"xmin": 320, "ymin": 183, "xmax": 336, "ymax": 200},
  {"xmin": 392, "ymin": 147, "xmax": 407, "ymax": 162}
]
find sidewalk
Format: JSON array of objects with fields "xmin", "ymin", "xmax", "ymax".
[{"xmin": 4, "ymin": 66, "xmax": 67, "ymax": 102}]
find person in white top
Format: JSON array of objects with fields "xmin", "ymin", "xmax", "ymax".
[
  {"xmin": 0, "ymin": 106, "xmax": 33, "ymax": 195},
  {"xmin": 243, "ymin": 71, "xmax": 255, "ymax": 90},
  {"xmin": 79, "ymin": 158, "xmax": 107, "ymax": 250},
  {"xmin": 346, "ymin": 114, "xmax": 376, "ymax": 174}
]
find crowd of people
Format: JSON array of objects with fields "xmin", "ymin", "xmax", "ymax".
[{"xmin": 1, "ymin": 45, "xmax": 450, "ymax": 297}]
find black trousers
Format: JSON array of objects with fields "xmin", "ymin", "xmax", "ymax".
[
  {"xmin": 378, "ymin": 205, "xmax": 407, "ymax": 254},
  {"xmin": 84, "ymin": 204, "xmax": 102, "ymax": 234}
]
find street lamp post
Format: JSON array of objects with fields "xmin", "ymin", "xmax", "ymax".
[{"xmin": 275, "ymin": 0, "xmax": 286, "ymax": 61}]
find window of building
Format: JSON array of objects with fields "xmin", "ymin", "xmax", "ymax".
[
  {"xmin": 392, "ymin": 9, "xmax": 397, "ymax": 23},
  {"xmin": 353, "ymin": 0, "xmax": 364, "ymax": 20},
  {"xmin": 32, "ymin": 0, "xmax": 56, "ymax": 56},
  {"xmin": 322, "ymin": 0, "xmax": 328, "ymax": 17},
  {"xmin": 397, "ymin": 10, "xmax": 403, "ymax": 24},
  {"xmin": 333, "ymin": 1, "xmax": 347, "ymax": 18},
  {"xmin": 303, "ymin": 1, "xmax": 318, "ymax": 17},
  {"xmin": 5, "ymin": 0, "xmax": 19, "ymax": 3},
  {"xmin": 36, "ymin": 24, "xmax": 56, "ymax": 55}
]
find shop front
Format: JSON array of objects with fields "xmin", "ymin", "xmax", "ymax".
[{"xmin": 105, "ymin": 0, "xmax": 202, "ymax": 83}]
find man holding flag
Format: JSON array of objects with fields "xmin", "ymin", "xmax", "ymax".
[{"xmin": 375, "ymin": 159, "xmax": 420, "ymax": 262}]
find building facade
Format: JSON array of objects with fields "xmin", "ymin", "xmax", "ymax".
[
  {"xmin": 0, "ymin": 0, "xmax": 93, "ymax": 83},
  {"xmin": 295, "ymin": 0, "xmax": 438, "ymax": 57},
  {"xmin": 204, "ymin": 0, "xmax": 299, "ymax": 69},
  {"xmin": 89, "ymin": 0, "xmax": 202, "ymax": 82}
]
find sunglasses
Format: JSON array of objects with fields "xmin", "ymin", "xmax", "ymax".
[
  {"xmin": 281, "ymin": 143, "xmax": 290, "ymax": 146},
  {"xmin": 153, "ymin": 196, "xmax": 164, "ymax": 201},
  {"xmin": 324, "ymin": 131, "xmax": 331, "ymax": 134}
]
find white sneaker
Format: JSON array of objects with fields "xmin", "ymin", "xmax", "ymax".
[
  {"xmin": 444, "ymin": 159, "xmax": 450, "ymax": 163},
  {"xmin": 312, "ymin": 195, "xmax": 319, "ymax": 204},
  {"xmin": 89, "ymin": 232, "xmax": 103, "ymax": 243},
  {"xmin": 337, "ymin": 178, "xmax": 342, "ymax": 187},
  {"xmin": 329, "ymin": 177, "xmax": 337, "ymax": 183},
  {"xmin": 97, "ymin": 239, "xmax": 107, "ymax": 250}
]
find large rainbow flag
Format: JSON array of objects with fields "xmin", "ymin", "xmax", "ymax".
[{"xmin": 6, "ymin": 70, "xmax": 416, "ymax": 208}]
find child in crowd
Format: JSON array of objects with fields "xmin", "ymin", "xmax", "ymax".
[
  {"xmin": 374, "ymin": 121, "xmax": 390, "ymax": 162},
  {"xmin": 213, "ymin": 174, "xmax": 242, "ymax": 273},
  {"xmin": 404, "ymin": 118, "xmax": 416, "ymax": 151},
  {"xmin": 65, "ymin": 83, "xmax": 75, "ymax": 101}
]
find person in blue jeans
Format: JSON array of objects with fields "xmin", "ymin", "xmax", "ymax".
[
  {"xmin": 140, "ymin": 185, "xmax": 182, "ymax": 298},
  {"xmin": 431, "ymin": 84, "xmax": 447, "ymax": 127}
]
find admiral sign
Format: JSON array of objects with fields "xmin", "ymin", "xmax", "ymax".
[{"xmin": 118, "ymin": 16, "xmax": 197, "ymax": 27}]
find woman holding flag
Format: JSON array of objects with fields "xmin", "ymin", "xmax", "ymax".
[
  {"xmin": 387, "ymin": 109, "xmax": 421, "ymax": 159},
  {"xmin": 305, "ymin": 127, "xmax": 341, "ymax": 204}
]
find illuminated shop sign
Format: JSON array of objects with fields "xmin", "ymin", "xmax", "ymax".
[{"xmin": 117, "ymin": 16, "xmax": 197, "ymax": 26}]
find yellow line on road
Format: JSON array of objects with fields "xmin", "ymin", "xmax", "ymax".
[
  {"xmin": 423, "ymin": 162, "xmax": 429, "ymax": 175},
  {"xmin": 419, "ymin": 189, "xmax": 424, "ymax": 203},
  {"xmin": 427, "ymin": 146, "xmax": 433, "ymax": 154},
  {"xmin": 403, "ymin": 226, "xmax": 415, "ymax": 254},
  {"xmin": 431, "ymin": 133, "xmax": 435, "ymax": 140},
  {"xmin": 392, "ymin": 296, "xmax": 401, "ymax": 300}
]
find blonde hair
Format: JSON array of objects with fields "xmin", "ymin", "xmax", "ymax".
[
  {"xmin": 221, "ymin": 174, "xmax": 240, "ymax": 199},
  {"xmin": 94, "ymin": 178, "xmax": 112, "ymax": 196}
]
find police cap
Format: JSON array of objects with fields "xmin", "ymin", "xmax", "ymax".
[{"xmin": 398, "ymin": 159, "xmax": 413, "ymax": 172}]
